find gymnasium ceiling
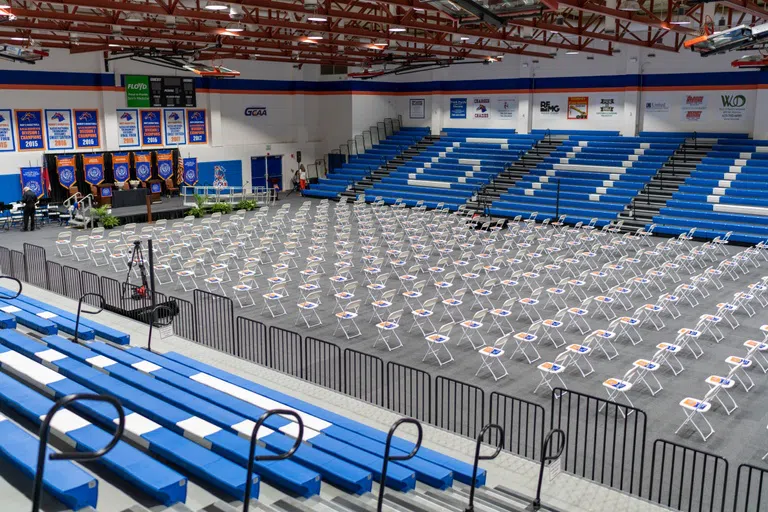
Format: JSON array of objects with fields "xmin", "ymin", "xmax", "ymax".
[{"xmin": 0, "ymin": 0, "xmax": 765, "ymax": 68}]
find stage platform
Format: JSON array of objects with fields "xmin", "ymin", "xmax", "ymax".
[{"xmin": 111, "ymin": 197, "xmax": 187, "ymax": 224}]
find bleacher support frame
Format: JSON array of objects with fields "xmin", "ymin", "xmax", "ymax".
[{"xmin": 1, "ymin": 242, "xmax": 766, "ymax": 511}]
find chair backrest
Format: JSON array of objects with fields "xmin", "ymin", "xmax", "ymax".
[
  {"xmin": 437, "ymin": 322, "xmax": 454, "ymax": 336},
  {"xmin": 347, "ymin": 299, "xmax": 361, "ymax": 313},
  {"xmin": 453, "ymin": 288, "xmax": 467, "ymax": 300},
  {"xmin": 413, "ymin": 280, "xmax": 426, "ymax": 293},
  {"xmin": 382, "ymin": 289, "xmax": 397, "ymax": 302},
  {"xmin": 472, "ymin": 309, "xmax": 487, "ymax": 322},
  {"xmin": 388, "ymin": 309, "xmax": 404, "ymax": 323},
  {"xmin": 406, "ymin": 264, "xmax": 420, "ymax": 275},
  {"xmin": 422, "ymin": 297, "xmax": 438, "ymax": 310},
  {"xmin": 305, "ymin": 291, "xmax": 321, "ymax": 303}
]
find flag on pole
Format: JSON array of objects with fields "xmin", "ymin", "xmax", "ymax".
[{"xmin": 41, "ymin": 157, "xmax": 51, "ymax": 196}]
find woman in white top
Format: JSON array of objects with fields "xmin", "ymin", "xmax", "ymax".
[{"xmin": 299, "ymin": 164, "xmax": 307, "ymax": 192}]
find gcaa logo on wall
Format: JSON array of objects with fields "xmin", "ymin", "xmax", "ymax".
[{"xmin": 244, "ymin": 107, "xmax": 268, "ymax": 117}]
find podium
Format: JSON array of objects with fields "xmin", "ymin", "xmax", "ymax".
[
  {"xmin": 97, "ymin": 183, "xmax": 114, "ymax": 206},
  {"xmin": 148, "ymin": 179, "xmax": 163, "ymax": 203}
]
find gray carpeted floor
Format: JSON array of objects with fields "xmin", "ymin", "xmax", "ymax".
[{"xmin": 3, "ymin": 195, "xmax": 767, "ymax": 487}]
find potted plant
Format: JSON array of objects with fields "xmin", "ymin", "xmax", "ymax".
[
  {"xmin": 186, "ymin": 193, "xmax": 208, "ymax": 218},
  {"xmin": 235, "ymin": 199, "xmax": 257, "ymax": 211},
  {"xmin": 210, "ymin": 202, "xmax": 233, "ymax": 215},
  {"xmin": 93, "ymin": 205, "xmax": 120, "ymax": 229}
]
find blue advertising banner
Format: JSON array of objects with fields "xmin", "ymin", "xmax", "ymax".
[
  {"xmin": 187, "ymin": 109, "xmax": 207, "ymax": 144},
  {"xmin": 0, "ymin": 109, "xmax": 16, "ymax": 152},
  {"xmin": 117, "ymin": 109, "xmax": 140, "ymax": 148},
  {"xmin": 157, "ymin": 150, "xmax": 173, "ymax": 179},
  {"xmin": 182, "ymin": 157, "xmax": 198, "ymax": 186},
  {"xmin": 15, "ymin": 110, "xmax": 45, "ymax": 151},
  {"xmin": 83, "ymin": 154, "xmax": 105, "ymax": 186},
  {"xmin": 20, "ymin": 166, "xmax": 43, "ymax": 198},
  {"xmin": 164, "ymin": 109, "xmax": 186, "ymax": 146},
  {"xmin": 56, "ymin": 155, "xmax": 76, "ymax": 188},
  {"xmin": 198, "ymin": 160, "xmax": 242, "ymax": 187},
  {"xmin": 44, "ymin": 109, "xmax": 74, "ymax": 151},
  {"xmin": 135, "ymin": 151, "xmax": 152, "ymax": 181},
  {"xmin": 140, "ymin": 109, "xmax": 162, "ymax": 146},
  {"xmin": 112, "ymin": 152, "xmax": 130, "ymax": 182},
  {"xmin": 450, "ymin": 98, "xmax": 467, "ymax": 119},
  {"xmin": 74, "ymin": 109, "xmax": 100, "ymax": 149}
]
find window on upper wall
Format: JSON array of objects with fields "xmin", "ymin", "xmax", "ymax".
[{"xmin": 320, "ymin": 64, "xmax": 348, "ymax": 75}]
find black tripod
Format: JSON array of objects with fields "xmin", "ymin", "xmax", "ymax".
[{"xmin": 123, "ymin": 240, "xmax": 150, "ymax": 300}]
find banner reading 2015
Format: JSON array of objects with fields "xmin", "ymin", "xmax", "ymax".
[
  {"xmin": 15, "ymin": 110, "xmax": 45, "ymax": 151},
  {"xmin": 0, "ymin": 109, "xmax": 16, "ymax": 152},
  {"xmin": 140, "ymin": 109, "xmax": 162, "ymax": 147}
]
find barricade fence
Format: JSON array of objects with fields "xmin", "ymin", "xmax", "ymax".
[{"xmin": 3, "ymin": 244, "xmax": 761, "ymax": 511}]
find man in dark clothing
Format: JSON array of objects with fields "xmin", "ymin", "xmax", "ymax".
[{"xmin": 21, "ymin": 186, "xmax": 37, "ymax": 232}]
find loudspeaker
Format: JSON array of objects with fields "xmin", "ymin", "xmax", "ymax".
[{"xmin": 296, "ymin": 151, "xmax": 302, "ymax": 164}]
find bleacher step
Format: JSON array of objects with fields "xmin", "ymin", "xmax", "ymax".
[
  {"xmin": 491, "ymin": 485, "xmax": 560, "ymax": 511},
  {"xmin": 201, "ymin": 502, "xmax": 246, "ymax": 512}
]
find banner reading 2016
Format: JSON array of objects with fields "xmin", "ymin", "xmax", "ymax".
[
  {"xmin": 44, "ymin": 109, "xmax": 74, "ymax": 150},
  {"xmin": 0, "ymin": 109, "xmax": 16, "ymax": 152},
  {"xmin": 15, "ymin": 110, "xmax": 45, "ymax": 151},
  {"xmin": 164, "ymin": 109, "xmax": 186, "ymax": 146},
  {"xmin": 74, "ymin": 109, "xmax": 101, "ymax": 149},
  {"xmin": 140, "ymin": 109, "xmax": 162, "ymax": 147}
]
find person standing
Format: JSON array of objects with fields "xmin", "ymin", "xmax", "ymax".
[
  {"xmin": 299, "ymin": 164, "xmax": 307, "ymax": 192},
  {"xmin": 21, "ymin": 186, "xmax": 37, "ymax": 232}
]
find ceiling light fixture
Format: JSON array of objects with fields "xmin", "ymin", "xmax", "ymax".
[
  {"xmin": 10, "ymin": 36, "xmax": 25, "ymax": 41},
  {"xmin": 389, "ymin": 26, "xmax": 406, "ymax": 32},
  {"xmin": 618, "ymin": 0, "xmax": 640, "ymax": 11},
  {"xmin": 108, "ymin": 43, "xmax": 121, "ymax": 47},
  {"xmin": 460, "ymin": 36, "xmax": 470, "ymax": 41},
  {"xmin": 307, "ymin": 15, "xmax": 327, "ymax": 22},
  {"xmin": 566, "ymin": 50, "xmax": 579, "ymax": 55},
  {"xmin": 670, "ymin": 7, "xmax": 691, "ymax": 25},
  {"xmin": 204, "ymin": 1, "xmax": 228, "ymax": 11},
  {"xmin": 226, "ymin": 22, "xmax": 245, "ymax": 32},
  {"xmin": 306, "ymin": 33, "xmax": 323, "ymax": 40},
  {"xmin": 124, "ymin": 12, "xmax": 143, "ymax": 22}
]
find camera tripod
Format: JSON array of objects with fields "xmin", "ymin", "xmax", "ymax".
[{"xmin": 122, "ymin": 240, "xmax": 150, "ymax": 300}]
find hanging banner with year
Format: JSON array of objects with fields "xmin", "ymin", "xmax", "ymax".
[
  {"xmin": 15, "ymin": 109, "xmax": 45, "ymax": 151},
  {"xmin": 74, "ymin": 109, "xmax": 101, "ymax": 149},
  {"xmin": 56, "ymin": 155, "xmax": 76, "ymax": 189},
  {"xmin": 117, "ymin": 109, "xmax": 140, "ymax": 148},
  {"xmin": 135, "ymin": 151, "xmax": 152, "ymax": 182},
  {"xmin": 140, "ymin": 109, "xmax": 162, "ymax": 146},
  {"xmin": 44, "ymin": 109, "xmax": 74, "ymax": 151},
  {"xmin": 164, "ymin": 109, "xmax": 187, "ymax": 146},
  {"xmin": 20, "ymin": 166, "xmax": 44, "ymax": 198},
  {"xmin": 0, "ymin": 109, "xmax": 15, "ymax": 152},
  {"xmin": 183, "ymin": 157, "xmax": 198, "ymax": 186},
  {"xmin": 187, "ymin": 109, "xmax": 207, "ymax": 144},
  {"xmin": 157, "ymin": 150, "xmax": 174, "ymax": 180},
  {"xmin": 83, "ymin": 153, "xmax": 105, "ymax": 186},
  {"xmin": 112, "ymin": 152, "xmax": 130, "ymax": 183}
]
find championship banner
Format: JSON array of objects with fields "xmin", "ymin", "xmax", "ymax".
[
  {"xmin": 187, "ymin": 109, "xmax": 207, "ymax": 144},
  {"xmin": 0, "ymin": 109, "xmax": 16, "ymax": 152},
  {"xmin": 74, "ymin": 109, "xmax": 101, "ymax": 149},
  {"xmin": 83, "ymin": 153, "xmax": 105, "ymax": 186},
  {"xmin": 135, "ymin": 151, "xmax": 152, "ymax": 181},
  {"xmin": 15, "ymin": 109, "xmax": 45, "ymax": 151},
  {"xmin": 56, "ymin": 155, "xmax": 76, "ymax": 189},
  {"xmin": 44, "ymin": 109, "xmax": 74, "ymax": 151},
  {"xmin": 157, "ymin": 150, "xmax": 174, "ymax": 179},
  {"xmin": 140, "ymin": 109, "xmax": 162, "ymax": 146},
  {"xmin": 117, "ymin": 109, "xmax": 140, "ymax": 148},
  {"xmin": 164, "ymin": 109, "xmax": 187, "ymax": 146},
  {"xmin": 112, "ymin": 152, "xmax": 130, "ymax": 183},
  {"xmin": 183, "ymin": 157, "xmax": 198, "ymax": 186},
  {"xmin": 20, "ymin": 166, "xmax": 44, "ymax": 198}
]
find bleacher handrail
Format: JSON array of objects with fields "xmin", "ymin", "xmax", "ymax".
[
  {"xmin": 32, "ymin": 393, "xmax": 126, "ymax": 512},
  {"xmin": 243, "ymin": 409, "xmax": 304, "ymax": 512},
  {"xmin": 533, "ymin": 429, "xmax": 566, "ymax": 511},
  {"xmin": 377, "ymin": 417, "xmax": 423, "ymax": 512},
  {"xmin": 0, "ymin": 275, "xmax": 22, "ymax": 299},
  {"xmin": 73, "ymin": 292, "xmax": 106, "ymax": 345},
  {"xmin": 466, "ymin": 424, "xmax": 504, "ymax": 512}
]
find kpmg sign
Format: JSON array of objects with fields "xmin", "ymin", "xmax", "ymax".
[{"xmin": 245, "ymin": 106, "xmax": 268, "ymax": 117}]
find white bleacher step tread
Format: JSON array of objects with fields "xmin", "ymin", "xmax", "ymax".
[
  {"xmin": 40, "ymin": 408, "xmax": 91, "ymax": 435},
  {"xmin": 0, "ymin": 350, "xmax": 65, "ymax": 385}
]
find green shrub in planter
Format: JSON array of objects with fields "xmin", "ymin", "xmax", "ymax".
[
  {"xmin": 210, "ymin": 202, "xmax": 233, "ymax": 214},
  {"xmin": 235, "ymin": 199, "xmax": 257, "ymax": 211},
  {"xmin": 101, "ymin": 215, "xmax": 120, "ymax": 229},
  {"xmin": 186, "ymin": 207, "xmax": 206, "ymax": 218}
]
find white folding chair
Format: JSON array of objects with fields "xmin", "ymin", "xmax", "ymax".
[
  {"xmin": 457, "ymin": 309, "xmax": 488, "ymax": 350},
  {"xmin": 602, "ymin": 367, "xmax": 639, "ymax": 416},
  {"xmin": 565, "ymin": 339, "xmax": 595, "ymax": 377},
  {"xmin": 232, "ymin": 278, "xmax": 257, "ymax": 308},
  {"xmin": 704, "ymin": 365, "xmax": 740, "ymax": 416},
  {"xmin": 423, "ymin": 323, "xmax": 455, "ymax": 366},
  {"xmin": 374, "ymin": 309, "xmax": 404, "ymax": 351},
  {"xmin": 509, "ymin": 331, "xmax": 541, "ymax": 364},
  {"xmin": 410, "ymin": 297, "xmax": 439, "ymax": 335},
  {"xmin": 675, "ymin": 387, "xmax": 718, "ymax": 442},
  {"xmin": 631, "ymin": 348, "xmax": 665, "ymax": 396},
  {"xmin": 295, "ymin": 291, "xmax": 323, "ymax": 328},
  {"xmin": 534, "ymin": 351, "xmax": 570, "ymax": 395},
  {"xmin": 334, "ymin": 300, "xmax": 362, "ymax": 339},
  {"xmin": 476, "ymin": 335, "xmax": 509, "ymax": 381},
  {"xmin": 262, "ymin": 283, "xmax": 287, "ymax": 318}
]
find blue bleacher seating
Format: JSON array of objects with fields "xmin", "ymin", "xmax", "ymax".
[
  {"xmin": 652, "ymin": 139, "xmax": 768, "ymax": 243},
  {"xmin": 305, "ymin": 127, "xmax": 431, "ymax": 199},
  {"xmin": 490, "ymin": 135, "xmax": 684, "ymax": 226}
]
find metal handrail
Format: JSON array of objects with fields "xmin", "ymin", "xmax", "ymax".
[
  {"xmin": 146, "ymin": 304, "xmax": 175, "ymax": 353},
  {"xmin": 73, "ymin": 292, "xmax": 106, "ymax": 345},
  {"xmin": 32, "ymin": 394, "xmax": 125, "ymax": 512},
  {"xmin": 378, "ymin": 418, "xmax": 423, "ymax": 511},
  {"xmin": 243, "ymin": 409, "xmax": 303, "ymax": 512},
  {"xmin": 0, "ymin": 275, "xmax": 22, "ymax": 299},
  {"xmin": 465, "ymin": 424, "xmax": 504, "ymax": 512},
  {"xmin": 532, "ymin": 428, "xmax": 566, "ymax": 511}
]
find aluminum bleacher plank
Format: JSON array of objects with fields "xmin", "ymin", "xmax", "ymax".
[
  {"xmin": 0, "ymin": 410, "xmax": 98, "ymax": 510},
  {"xmin": 0, "ymin": 331, "xmax": 256, "ymax": 502},
  {"xmin": 0, "ymin": 296, "xmax": 94, "ymax": 340},
  {"xmin": 0, "ymin": 330, "xmax": 320, "ymax": 498},
  {"xmin": 36, "ymin": 334, "xmax": 373, "ymax": 496},
  {"xmin": 0, "ymin": 304, "xmax": 58, "ymax": 335}
]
